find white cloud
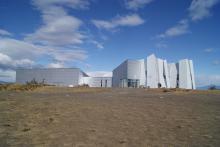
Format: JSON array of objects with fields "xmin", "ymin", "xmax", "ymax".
[
  {"xmin": 213, "ymin": 60, "xmax": 220, "ymax": 65},
  {"xmin": 25, "ymin": 0, "xmax": 89, "ymax": 46},
  {"xmin": 92, "ymin": 14, "xmax": 145, "ymax": 30},
  {"xmin": 189, "ymin": 0, "xmax": 219, "ymax": 21},
  {"xmin": 157, "ymin": 0, "xmax": 219, "ymax": 39},
  {"xmin": 25, "ymin": 13, "xmax": 84, "ymax": 46},
  {"xmin": 50, "ymin": 49, "xmax": 88, "ymax": 62},
  {"xmin": 125, "ymin": 0, "xmax": 154, "ymax": 10},
  {"xmin": 90, "ymin": 40, "xmax": 104, "ymax": 49},
  {"xmin": 204, "ymin": 48, "xmax": 214, "ymax": 52},
  {"xmin": 0, "ymin": 29, "xmax": 12, "ymax": 36},
  {"xmin": 196, "ymin": 74, "xmax": 220, "ymax": 86},
  {"xmin": 0, "ymin": 0, "xmax": 89, "ymax": 75},
  {"xmin": 157, "ymin": 19, "xmax": 189, "ymax": 38},
  {"xmin": 0, "ymin": 37, "xmax": 88, "ymax": 70},
  {"xmin": 47, "ymin": 62, "xmax": 65, "ymax": 68},
  {"xmin": 0, "ymin": 38, "xmax": 45, "ymax": 60},
  {"xmin": 87, "ymin": 71, "xmax": 112, "ymax": 77},
  {"xmin": 0, "ymin": 53, "xmax": 35, "ymax": 70},
  {"xmin": 32, "ymin": 0, "xmax": 89, "ymax": 10}
]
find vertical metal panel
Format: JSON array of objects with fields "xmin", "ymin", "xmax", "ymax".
[
  {"xmin": 189, "ymin": 60, "xmax": 196, "ymax": 89},
  {"xmin": 157, "ymin": 58, "xmax": 166, "ymax": 88},
  {"xmin": 168, "ymin": 63, "xmax": 178, "ymax": 88},
  {"xmin": 179, "ymin": 59, "xmax": 192, "ymax": 89},
  {"xmin": 139, "ymin": 59, "xmax": 146, "ymax": 86},
  {"xmin": 163, "ymin": 60, "xmax": 171, "ymax": 88},
  {"xmin": 127, "ymin": 60, "xmax": 142, "ymax": 79},
  {"xmin": 146, "ymin": 54, "xmax": 159, "ymax": 88}
]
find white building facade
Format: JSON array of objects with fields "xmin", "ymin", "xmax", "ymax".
[
  {"xmin": 16, "ymin": 54, "xmax": 195, "ymax": 89},
  {"xmin": 113, "ymin": 54, "xmax": 196, "ymax": 89},
  {"xmin": 16, "ymin": 68, "xmax": 112, "ymax": 87}
]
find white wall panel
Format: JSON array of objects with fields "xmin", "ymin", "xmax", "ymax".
[
  {"xmin": 189, "ymin": 60, "xmax": 196, "ymax": 89},
  {"xmin": 163, "ymin": 60, "xmax": 171, "ymax": 88},
  {"xmin": 139, "ymin": 59, "xmax": 146, "ymax": 86},
  {"xmin": 112, "ymin": 61, "xmax": 127, "ymax": 87},
  {"xmin": 146, "ymin": 54, "xmax": 159, "ymax": 88},
  {"xmin": 168, "ymin": 63, "xmax": 178, "ymax": 88},
  {"xmin": 179, "ymin": 59, "xmax": 192, "ymax": 89},
  {"xmin": 16, "ymin": 68, "xmax": 80, "ymax": 86},
  {"xmin": 112, "ymin": 54, "xmax": 196, "ymax": 89},
  {"xmin": 158, "ymin": 58, "xmax": 166, "ymax": 88}
]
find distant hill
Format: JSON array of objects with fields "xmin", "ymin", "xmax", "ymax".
[{"xmin": 197, "ymin": 85, "xmax": 220, "ymax": 90}]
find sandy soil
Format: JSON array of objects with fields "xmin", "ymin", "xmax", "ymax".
[{"xmin": 0, "ymin": 87, "xmax": 220, "ymax": 147}]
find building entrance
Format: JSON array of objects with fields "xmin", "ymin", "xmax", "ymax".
[{"xmin": 120, "ymin": 79, "xmax": 140, "ymax": 88}]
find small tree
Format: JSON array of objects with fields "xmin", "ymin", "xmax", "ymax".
[{"xmin": 26, "ymin": 78, "xmax": 38, "ymax": 85}]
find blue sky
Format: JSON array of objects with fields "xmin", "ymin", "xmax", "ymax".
[{"xmin": 0, "ymin": 0, "xmax": 220, "ymax": 86}]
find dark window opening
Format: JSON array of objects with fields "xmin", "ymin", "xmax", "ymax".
[{"xmin": 105, "ymin": 80, "xmax": 107, "ymax": 87}]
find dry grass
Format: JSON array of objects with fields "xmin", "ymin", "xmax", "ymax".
[
  {"xmin": 1, "ymin": 88, "xmax": 220, "ymax": 146},
  {"xmin": 145, "ymin": 88, "xmax": 220, "ymax": 95},
  {"xmin": 0, "ymin": 83, "xmax": 44, "ymax": 91},
  {"xmin": 35, "ymin": 86, "xmax": 110, "ymax": 93}
]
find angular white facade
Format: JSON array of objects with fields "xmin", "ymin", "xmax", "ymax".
[
  {"xmin": 168, "ymin": 63, "xmax": 178, "ymax": 88},
  {"xmin": 112, "ymin": 60, "xmax": 146, "ymax": 88},
  {"xmin": 163, "ymin": 60, "xmax": 171, "ymax": 88},
  {"xmin": 16, "ymin": 54, "xmax": 195, "ymax": 89},
  {"xmin": 146, "ymin": 54, "xmax": 159, "ymax": 88},
  {"xmin": 113, "ymin": 54, "xmax": 196, "ymax": 89},
  {"xmin": 178, "ymin": 59, "xmax": 196, "ymax": 89},
  {"xmin": 158, "ymin": 58, "xmax": 166, "ymax": 88}
]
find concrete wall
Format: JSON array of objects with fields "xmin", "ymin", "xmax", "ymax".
[{"xmin": 16, "ymin": 68, "xmax": 80, "ymax": 86}]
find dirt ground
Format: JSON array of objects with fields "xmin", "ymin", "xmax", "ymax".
[{"xmin": 0, "ymin": 87, "xmax": 220, "ymax": 147}]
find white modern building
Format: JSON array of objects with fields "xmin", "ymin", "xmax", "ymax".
[
  {"xmin": 16, "ymin": 68, "xmax": 112, "ymax": 87},
  {"xmin": 112, "ymin": 54, "xmax": 196, "ymax": 89},
  {"xmin": 16, "ymin": 54, "xmax": 196, "ymax": 89}
]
